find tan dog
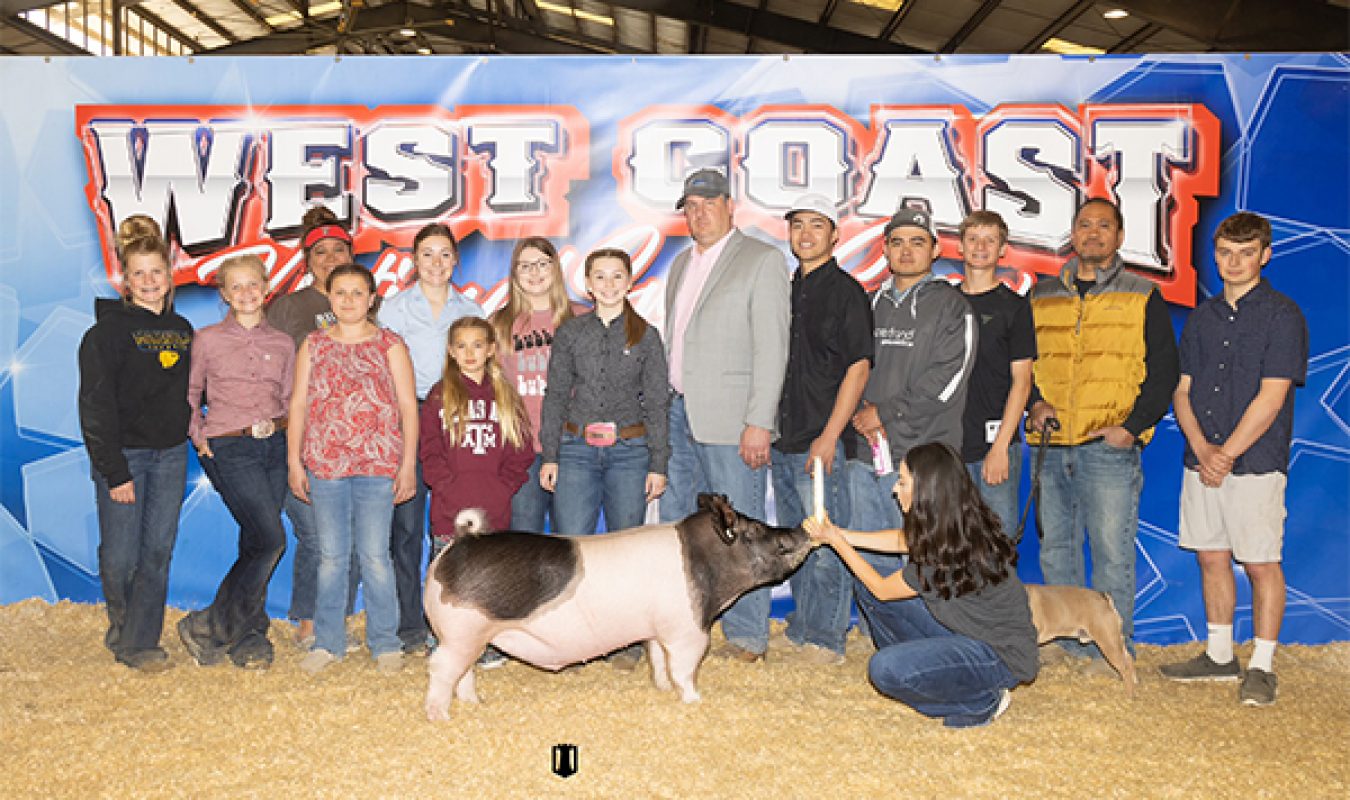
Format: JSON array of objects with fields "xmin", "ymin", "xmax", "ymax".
[{"xmin": 1026, "ymin": 584, "xmax": 1138, "ymax": 697}]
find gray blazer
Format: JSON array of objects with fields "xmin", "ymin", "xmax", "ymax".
[{"xmin": 664, "ymin": 229, "xmax": 790, "ymax": 445}]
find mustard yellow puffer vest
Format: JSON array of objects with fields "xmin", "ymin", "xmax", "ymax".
[{"xmin": 1031, "ymin": 257, "xmax": 1156, "ymax": 446}]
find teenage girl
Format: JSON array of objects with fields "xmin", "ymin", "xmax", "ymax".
[
  {"xmin": 180, "ymin": 254, "xmax": 294, "ymax": 669},
  {"xmin": 489, "ymin": 237, "xmax": 579, "ymax": 532},
  {"xmin": 378, "ymin": 223, "xmax": 483, "ymax": 655},
  {"xmin": 806, "ymin": 441, "xmax": 1039, "ymax": 728},
  {"xmin": 266, "ymin": 205, "xmax": 357, "ymax": 648},
  {"xmin": 539, "ymin": 248, "xmax": 670, "ymax": 535},
  {"xmin": 287, "ymin": 265, "xmax": 419, "ymax": 675},
  {"xmin": 78, "ymin": 215, "xmax": 193, "ymax": 672}
]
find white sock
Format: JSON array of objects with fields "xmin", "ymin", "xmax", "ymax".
[
  {"xmin": 1206, "ymin": 624, "xmax": 1234, "ymax": 664},
  {"xmin": 1249, "ymin": 638, "xmax": 1277, "ymax": 673}
]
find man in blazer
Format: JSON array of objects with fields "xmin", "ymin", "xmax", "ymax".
[{"xmin": 660, "ymin": 168, "xmax": 791, "ymax": 662}]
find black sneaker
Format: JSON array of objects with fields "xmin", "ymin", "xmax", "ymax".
[
  {"xmin": 1239, "ymin": 668, "xmax": 1277, "ymax": 706},
  {"xmin": 1159, "ymin": 652, "xmax": 1240, "ymax": 682}
]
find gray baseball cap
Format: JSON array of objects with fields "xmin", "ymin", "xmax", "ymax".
[
  {"xmin": 883, "ymin": 206, "xmax": 937, "ymax": 242},
  {"xmin": 676, "ymin": 169, "xmax": 731, "ymax": 209}
]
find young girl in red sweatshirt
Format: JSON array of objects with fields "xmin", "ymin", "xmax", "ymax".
[{"xmin": 420, "ymin": 316, "xmax": 534, "ymax": 560}]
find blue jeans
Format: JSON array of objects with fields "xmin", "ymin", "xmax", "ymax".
[
  {"xmin": 660, "ymin": 394, "xmax": 770, "ymax": 653},
  {"xmin": 196, "ymin": 433, "xmax": 288, "ymax": 655},
  {"xmin": 285, "ymin": 491, "xmax": 357, "ymax": 622},
  {"xmin": 93, "ymin": 444, "xmax": 187, "ymax": 665},
  {"xmin": 844, "ymin": 459, "xmax": 905, "ymax": 575},
  {"xmin": 1038, "ymin": 440, "xmax": 1142, "ymax": 653},
  {"xmin": 967, "ymin": 441, "xmax": 1024, "ymax": 540},
  {"xmin": 390, "ymin": 462, "xmax": 429, "ymax": 647},
  {"xmin": 552, "ymin": 434, "xmax": 651, "ymax": 535},
  {"xmin": 771, "ymin": 445, "xmax": 852, "ymax": 654},
  {"xmin": 510, "ymin": 453, "xmax": 556, "ymax": 532},
  {"xmin": 858, "ymin": 590, "xmax": 1018, "ymax": 728},
  {"xmin": 308, "ymin": 473, "xmax": 401, "ymax": 658}
]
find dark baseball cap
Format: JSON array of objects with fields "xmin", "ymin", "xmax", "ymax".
[
  {"xmin": 883, "ymin": 206, "xmax": 937, "ymax": 242},
  {"xmin": 676, "ymin": 169, "xmax": 731, "ymax": 209}
]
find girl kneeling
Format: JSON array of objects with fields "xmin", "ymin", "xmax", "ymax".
[{"xmin": 807, "ymin": 441, "xmax": 1038, "ymax": 728}]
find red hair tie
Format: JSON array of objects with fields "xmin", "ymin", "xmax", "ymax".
[{"xmin": 302, "ymin": 224, "xmax": 352, "ymax": 250}]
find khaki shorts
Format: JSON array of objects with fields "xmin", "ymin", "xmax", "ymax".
[{"xmin": 1179, "ymin": 469, "xmax": 1286, "ymax": 563}]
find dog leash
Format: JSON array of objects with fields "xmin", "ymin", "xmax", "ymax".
[{"xmin": 1013, "ymin": 416, "xmax": 1060, "ymax": 544}]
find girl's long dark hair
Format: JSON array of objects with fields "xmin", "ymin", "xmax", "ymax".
[{"xmin": 903, "ymin": 442, "xmax": 1017, "ymax": 600}]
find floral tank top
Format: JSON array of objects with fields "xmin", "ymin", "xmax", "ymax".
[{"xmin": 302, "ymin": 327, "xmax": 404, "ymax": 479}]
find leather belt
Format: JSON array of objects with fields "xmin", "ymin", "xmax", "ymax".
[
  {"xmin": 563, "ymin": 421, "xmax": 646, "ymax": 439},
  {"xmin": 213, "ymin": 416, "xmax": 288, "ymax": 439}
]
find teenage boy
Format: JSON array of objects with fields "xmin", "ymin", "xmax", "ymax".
[
  {"xmin": 771, "ymin": 194, "xmax": 873, "ymax": 665},
  {"xmin": 846, "ymin": 206, "xmax": 975, "ymax": 575},
  {"xmin": 955, "ymin": 210, "xmax": 1036, "ymax": 537},
  {"xmin": 1160, "ymin": 212, "xmax": 1308, "ymax": 707}
]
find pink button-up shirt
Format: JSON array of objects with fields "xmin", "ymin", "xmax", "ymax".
[
  {"xmin": 187, "ymin": 315, "xmax": 295, "ymax": 447},
  {"xmin": 668, "ymin": 229, "xmax": 733, "ymax": 393}
]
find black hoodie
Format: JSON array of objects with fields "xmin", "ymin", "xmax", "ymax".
[{"xmin": 78, "ymin": 298, "xmax": 193, "ymax": 487}]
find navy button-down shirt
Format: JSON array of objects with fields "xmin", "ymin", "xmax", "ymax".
[{"xmin": 1179, "ymin": 279, "xmax": 1307, "ymax": 475}]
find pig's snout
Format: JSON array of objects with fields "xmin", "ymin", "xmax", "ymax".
[{"xmin": 779, "ymin": 527, "xmax": 812, "ymax": 569}]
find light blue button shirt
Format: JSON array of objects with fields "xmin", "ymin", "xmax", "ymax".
[{"xmin": 378, "ymin": 284, "xmax": 484, "ymax": 398}]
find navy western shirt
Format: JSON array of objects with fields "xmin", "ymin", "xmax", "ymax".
[{"xmin": 1179, "ymin": 279, "xmax": 1307, "ymax": 475}]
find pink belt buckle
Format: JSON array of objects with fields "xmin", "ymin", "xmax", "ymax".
[{"xmin": 584, "ymin": 422, "xmax": 617, "ymax": 447}]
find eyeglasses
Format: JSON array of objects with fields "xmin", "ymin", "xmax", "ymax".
[{"xmin": 516, "ymin": 259, "xmax": 553, "ymax": 274}]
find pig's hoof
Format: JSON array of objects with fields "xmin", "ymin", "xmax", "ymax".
[
  {"xmin": 679, "ymin": 690, "xmax": 702, "ymax": 703},
  {"xmin": 653, "ymin": 676, "xmax": 673, "ymax": 692},
  {"xmin": 426, "ymin": 705, "xmax": 451, "ymax": 722}
]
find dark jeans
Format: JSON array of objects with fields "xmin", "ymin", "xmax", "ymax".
[
  {"xmin": 857, "ymin": 589, "xmax": 1017, "ymax": 728},
  {"xmin": 196, "ymin": 433, "xmax": 288, "ymax": 656},
  {"xmin": 391, "ymin": 462, "xmax": 429, "ymax": 647},
  {"xmin": 93, "ymin": 444, "xmax": 187, "ymax": 665}
]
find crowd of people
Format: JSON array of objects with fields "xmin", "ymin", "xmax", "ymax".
[{"xmin": 76, "ymin": 169, "xmax": 1307, "ymax": 727}]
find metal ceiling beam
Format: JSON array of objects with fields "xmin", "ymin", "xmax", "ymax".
[
  {"xmin": 1018, "ymin": 0, "xmax": 1092, "ymax": 53},
  {"xmin": 2, "ymin": 12, "xmax": 90, "ymax": 53},
  {"xmin": 1107, "ymin": 20, "xmax": 1161, "ymax": 53},
  {"xmin": 818, "ymin": 0, "xmax": 840, "ymax": 26},
  {"xmin": 1106, "ymin": 0, "xmax": 1349, "ymax": 51},
  {"xmin": 128, "ymin": 3, "xmax": 201, "ymax": 50},
  {"xmin": 879, "ymin": 0, "xmax": 917, "ymax": 42},
  {"xmin": 941, "ymin": 0, "xmax": 1001, "ymax": 53},
  {"xmin": 604, "ymin": 0, "xmax": 927, "ymax": 54},
  {"xmin": 205, "ymin": 1, "xmax": 626, "ymax": 54},
  {"xmin": 166, "ymin": 0, "xmax": 239, "ymax": 43},
  {"xmin": 226, "ymin": 0, "xmax": 273, "ymax": 32}
]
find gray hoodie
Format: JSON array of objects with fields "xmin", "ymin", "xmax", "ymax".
[{"xmin": 863, "ymin": 273, "xmax": 976, "ymax": 463}]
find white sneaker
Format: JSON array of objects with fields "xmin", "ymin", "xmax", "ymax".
[
  {"xmin": 300, "ymin": 649, "xmax": 338, "ymax": 675},
  {"xmin": 991, "ymin": 689, "xmax": 1012, "ymax": 722}
]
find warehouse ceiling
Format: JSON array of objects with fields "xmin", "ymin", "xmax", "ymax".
[{"xmin": 2, "ymin": 0, "xmax": 1348, "ymax": 58}]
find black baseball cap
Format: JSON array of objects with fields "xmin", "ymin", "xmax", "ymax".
[{"xmin": 676, "ymin": 169, "xmax": 731, "ymax": 209}]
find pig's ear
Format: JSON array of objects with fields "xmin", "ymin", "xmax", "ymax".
[{"xmin": 698, "ymin": 493, "xmax": 739, "ymax": 544}]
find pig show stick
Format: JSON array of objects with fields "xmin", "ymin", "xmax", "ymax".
[
  {"xmin": 812, "ymin": 456, "xmax": 825, "ymax": 522},
  {"xmin": 1013, "ymin": 417, "xmax": 1060, "ymax": 544}
]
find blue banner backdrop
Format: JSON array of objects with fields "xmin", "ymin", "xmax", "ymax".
[{"xmin": 0, "ymin": 54, "xmax": 1346, "ymax": 644}]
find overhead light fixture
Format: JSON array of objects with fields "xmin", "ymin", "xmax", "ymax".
[
  {"xmin": 1042, "ymin": 37, "xmax": 1106, "ymax": 55},
  {"xmin": 1103, "ymin": 9, "xmax": 1129, "ymax": 19},
  {"xmin": 400, "ymin": 27, "xmax": 416, "ymax": 37},
  {"xmin": 418, "ymin": 46, "xmax": 432, "ymax": 55},
  {"xmin": 537, "ymin": 0, "xmax": 615, "ymax": 27}
]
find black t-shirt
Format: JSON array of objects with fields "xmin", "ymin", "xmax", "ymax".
[
  {"xmin": 776, "ymin": 259, "xmax": 874, "ymax": 454},
  {"xmin": 960, "ymin": 284, "xmax": 1036, "ymax": 463}
]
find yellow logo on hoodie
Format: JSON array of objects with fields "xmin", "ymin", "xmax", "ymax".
[{"xmin": 159, "ymin": 351, "xmax": 180, "ymax": 369}]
